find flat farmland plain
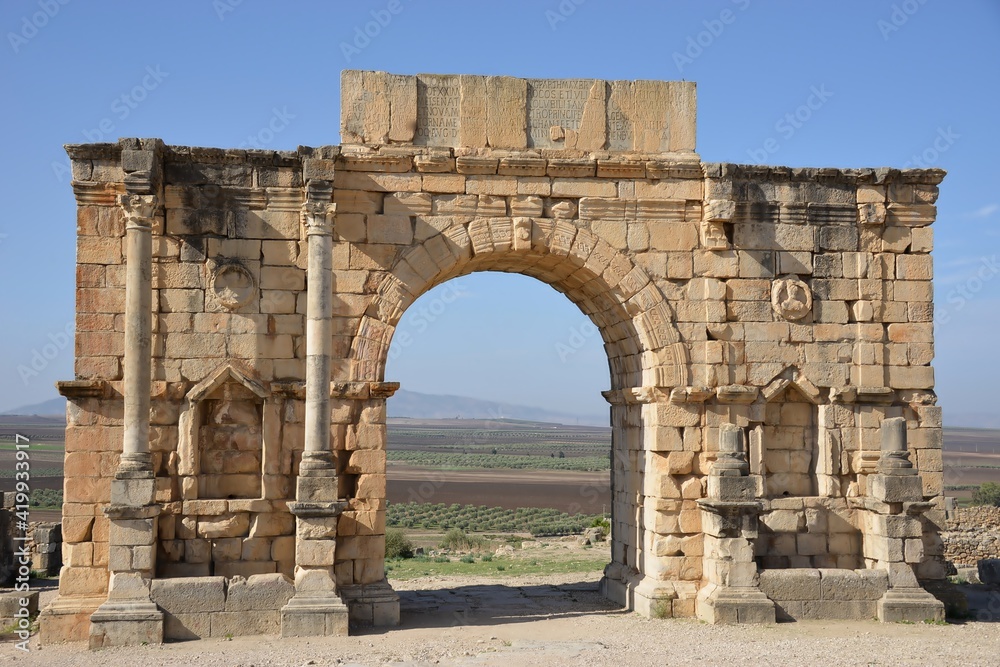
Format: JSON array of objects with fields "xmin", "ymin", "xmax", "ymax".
[{"xmin": 2, "ymin": 415, "xmax": 998, "ymax": 510}]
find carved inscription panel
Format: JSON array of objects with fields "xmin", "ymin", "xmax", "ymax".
[
  {"xmin": 343, "ymin": 71, "xmax": 696, "ymax": 152},
  {"xmin": 527, "ymin": 79, "xmax": 594, "ymax": 148},
  {"xmin": 414, "ymin": 75, "xmax": 461, "ymax": 147}
]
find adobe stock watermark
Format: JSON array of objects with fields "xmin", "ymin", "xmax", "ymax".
[
  {"xmin": 901, "ymin": 126, "xmax": 959, "ymax": 169},
  {"xmin": 937, "ymin": 255, "xmax": 1000, "ymax": 326},
  {"xmin": 555, "ymin": 319, "xmax": 599, "ymax": 362},
  {"xmin": 340, "ymin": 0, "xmax": 410, "ymax": 63},
  {"xmin": 877, "ymin": 0, "xmax": 929, "ymax": 40},
  {"xmin": 51, "ymin": 65, "xmax": 169, "ymax": 182},
  {"xmin": 7, "ymin": 0, "xmax": 71, "ymax": 55},
  {"xmin": 80, "ymin": 65, "xmax": 169, "ymax": 142},
  {"xmin": 11, "ymin": 434, "xmax": 33, "ymax": 652},
  {"xmin": 672, "ymin": 0, "xmax": 751, "ymax": 73},
  {"xmin": 212, "ymin": 0, "xmax": 243, "ymax": 21},
  {"xmin": 388, "ymin": 280, "xmax": 467, "ymax": 362},
  {"xmin": 17, "ymin": 321, "xmax": 74, "ymax": 386},
  {"xmin": 746, "ymin": 84, "xmax": 833, "ymax": 164},
  {"xmin": 545, "ymin": 0, "xmax": 586, "ymax": 31},
  {"xmin": 236, "ymin": 107, "xmax": 295, "ymax": 150}
]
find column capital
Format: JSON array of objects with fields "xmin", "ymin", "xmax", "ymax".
[
  {"xmin": 118, "ymin": 193, "xmax": 157, "ymax": 231},
  {"xmin": 301, "ymin": 201, "xmax": 337, "ymax": 236}
]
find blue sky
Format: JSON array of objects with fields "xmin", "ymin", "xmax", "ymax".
[{"xmin": 1, "ymin": 1, "xmax": 998, "ymax": 424}]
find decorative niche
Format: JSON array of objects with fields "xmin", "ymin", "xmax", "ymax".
[
  {"xmin": 178, "ymin": 364, "xmax": 273, "ymax": 500},
  {"xmin": 750, "ymin": 372, "xmax": 824, "ymax": 499}
]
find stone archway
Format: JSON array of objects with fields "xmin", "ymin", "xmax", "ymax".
[
  {"xmin": 47, "ymin": 70, "xmax": 948, "ymax": 647},
  {"xmin": 337, "ymin": 214, "xmax": 690, "ymax": 620}
]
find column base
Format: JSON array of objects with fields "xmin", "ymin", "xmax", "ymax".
[
  {"xmin": 877, "ymin": 588, "xmax": 945, "ymax": 623},
  {"xmin": 599, "ymin": 575, "xmax": 629, "ymax": 609},
  {"xmin": 632, "ymin": 577, "xmax": 678, "ymax": 618},
  {"xmin": 280, "ymin": 593, "xmax": 350, "ymax": 637},
  {"xmin": 696, "ymin": 583, "xmax": 776, "ymax": 624},
  {"xmin": 339, "ymin": 579, "xmax": 400, "ymax": 626},
  {"xmin": 88, "ymin": 600, "xmax": 163, "ymax": 649},
  {"xmin": 39, "ymin": 595, "xmax": 105, "ymax": 644}
]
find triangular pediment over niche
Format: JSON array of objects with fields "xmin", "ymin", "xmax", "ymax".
[
  {"xmin": 185, "ymin": 363, "xmax": 269, "ymax": 402},
  {"xmin": 761, "ymin": 366, "xmax": 822, "ymax": 405}
]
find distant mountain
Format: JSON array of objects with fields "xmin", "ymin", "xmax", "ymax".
[
  {"xmin": 6, "ymin": 391, "xmax": 994, "ymax": 430},
  {"xmin": 1, "ymin": 397, "xmax": 66, "ymax": 416},
  {"xmin": 388, "ymin": 389, "xmax": 607, "ymax": 426},
  {"xmin": 944, "ymin": 412, "xmax": 1000, "ymax": 430}
]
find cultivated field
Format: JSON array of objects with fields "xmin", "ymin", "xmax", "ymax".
[{"xmin": 2, "ymin": 415, "xmax": 999, "ymax": 511}]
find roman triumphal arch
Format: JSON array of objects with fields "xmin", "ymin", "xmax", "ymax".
[{"xmin": 44, "ymin": 71, "xmax": 948, "ymax": 647}]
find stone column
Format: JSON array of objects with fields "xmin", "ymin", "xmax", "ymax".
[
  {"xmin": 281, "ymin": 190, "xmax": 350, "ymax": 637},
  {"xmin": 696, "ymin": 423, "xmax": 775, "ymax": 624},
  {"xmin": 864, "ymin": 417, "xmax": 944, "ymax": 622},
  {"xmin": 301, "ymin": 198, "xmax": 337, "ymax": 474},
  {"xmin": 89, "ymin": 193, "xmax": 163, "ymax": 649},
  {"xmin": 119, "ymin": 193, "xmax": 156, "ymax": 477}
]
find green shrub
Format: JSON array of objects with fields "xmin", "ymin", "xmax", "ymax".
[
  {"xmin": 481, "ymin": 553, "xmax": 493, "ymax": 562},
  {"xmin": 29, "ymin": 488, "xmax": 63, "ymax": 509},
  {"xmin": 460, "ymin": 554, "xmax": 475, "ymax": 563},
  {"xmin": 385, "ymin": 528, "xmax": 414, "ymax": 560},
  {"xmin": 590, "ymin": 516, "xmax": 610, "ymax": 530},
  {"xmin": 972, "ymin": 482, "xmax": 1000, "ymax": 507},
  {"xmin": 440, "ymin": 527, "xmax": 486, "ymax": 552}
]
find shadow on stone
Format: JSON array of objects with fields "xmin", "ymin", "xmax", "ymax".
[{"xmin": 354, "ymin": 580, "xmax": 626, "ymax": 633}]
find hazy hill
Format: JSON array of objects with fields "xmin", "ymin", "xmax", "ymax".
[
  {"xmin": 2, "ymin": 391, "xmax": 606, "ymax": 426},
  {"xmin": 387, "ymin": 389, "xmax": 606, "ymax": 426},
  {"xmin": 1, "ymin": 397, "xmax": 65, "ymax": 416},
  {"xmin": 6, "ymin": 392, "xmax": 997, "ymax": 429}
]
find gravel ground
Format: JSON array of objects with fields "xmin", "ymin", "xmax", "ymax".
[{"xmin": 4, "ymin": 573, "xmax": 1000, "ymax": 667}]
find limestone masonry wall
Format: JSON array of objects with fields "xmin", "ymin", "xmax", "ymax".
[
  {"xmin": 45, "ymin": 71, "xmax": 950, "ymax": 644},
  {"xmin": 943, "ymin": 506, "xmax": 1000, "ymax": 567}
]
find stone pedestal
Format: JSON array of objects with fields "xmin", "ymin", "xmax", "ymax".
[
  {"xmin": 280, "ymin": 583, "xmax": 350, "ymax": 637},
  {"xmin": 598, "ymin": 561, "xmax": 633, "ymax": 609},
  {"xmin": 696, "ymin": 424, "xmax": 775, "ymax": 624},
  {"xmin": 863, "ymin": 418, "xmax": 944, "ymax": 623},
  {"xmin": 88, "ymin": 479, "xmax": 163, "ymax": 649},
  {"xmin": 89, "ymin": 573, "xmax": 162, "ymax": 649},
  {"xmin": 631, "ymin": 576, "xmax": 677, "ymax": 619},
  {"xmin": 339, "ymin": 579, "xmax": 401, "ymax": 626},
  {"xmin": 877, "ymin": 588, "xmax": 945, "ymax": 622},
  {"xmin": 280, "ymin": 474, "xmax": 350, "ymax": 638},
  {"xmin": 696, "ymin": 584, "xmax": 776, "ymax": 624}
]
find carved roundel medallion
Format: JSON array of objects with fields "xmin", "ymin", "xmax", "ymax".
[
  {"xmin": 771, "ymin": 276, "xmax": 812, "ymax": 321},
  {"xmin": 211, "ymin": 263, "xmax": 257, "ymax": 311}
]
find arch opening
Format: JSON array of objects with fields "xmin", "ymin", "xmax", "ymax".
[{"xmin": 338, "ymin": 219, "xmax": 688, "ymax": 621}]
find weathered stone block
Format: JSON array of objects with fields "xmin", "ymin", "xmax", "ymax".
[
  {"xmin": 869, "ymin": 474, "xmax": 923, "ymax": 503},
  {"xmin": 150, "ymin": 576, "xmax": 226, "ymax": 613},
  {"xmin": 225, "ymin": 573, "xmax": 295, "ymax": 612},
  {"xmin": 759, "ymin": 568, "xmax": 821, "ymax": 601},
  {"xmin": 819, "ymin": 568, "xmax": 887, "ymax": 601}
]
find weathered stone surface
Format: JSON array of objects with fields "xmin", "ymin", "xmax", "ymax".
[
  {"xmin": 346, "ymin": 72, "xmax": 696, "ymax": 153},
  {"xmin": 150, "ymin": 576, "xmax": 226, "ymax": 613},
  {"xmin": 51, "ymin": 70, "xmax": 947, "ymax": 644},
  {"xmin": 759, "ymin": 568, "xmax": 822, "ymax": 601},
  {"xmin": 225, "ymin": 573, "xmax": 295, "ymax": 611}
]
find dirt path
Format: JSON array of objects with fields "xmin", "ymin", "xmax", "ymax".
[{"xmin": 6, "ymin": 572, "xmax": 1000, "ymax": 666}]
